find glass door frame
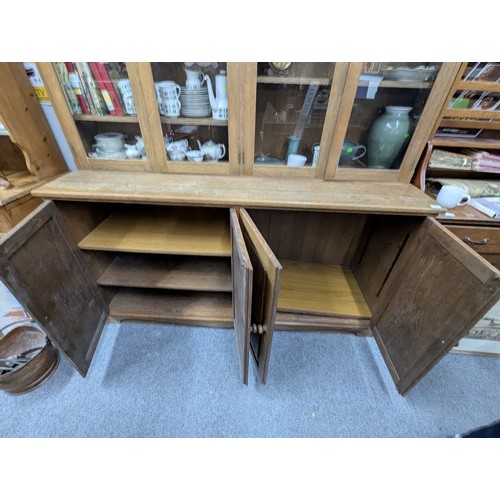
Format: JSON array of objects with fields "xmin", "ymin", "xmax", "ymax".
[
  {"xmin": 241, "ymin": 62, "xmax": 350, "ymax": 179},
  {"xmin": 324, "ymin": 62, "xmax": 462, "ymax": 183}
]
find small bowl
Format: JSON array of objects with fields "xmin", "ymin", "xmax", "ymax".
[{"xmin": 186, "ymin": 150, "xmax": 204, "ymax": 163}]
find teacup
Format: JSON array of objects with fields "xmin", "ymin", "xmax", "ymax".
[
  {"xmin": 166, "ymin": 139, "xmax": 189, "ymax": 155},
  {"xmin": 185, "ymin": 69, "xmax": 205, "ymax": 89},
  {"xmin": 436, "ymin": 185, "xmax": 471, "ymax": 217},
  {"xmin": 287, "ymin": 153, "xmax": 307, "ymax": 167},
  {"xmin": 167, "ymin": 150, "xmax": 186, "ymax": 161},
  {"xmin": 340, "ymin": 141, "xmax": 366, "ymax": 163},
  {"xmin": 186, "ymin": 150, "xmax": 204, "ymax": 163}
]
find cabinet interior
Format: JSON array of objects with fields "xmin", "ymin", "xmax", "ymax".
[{"xmin": 54, "ymin": 200, "xmax": 425, "ymax": 334}]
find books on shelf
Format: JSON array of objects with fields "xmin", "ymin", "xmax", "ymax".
[
  {"xmin": 469, "ymin": 196, "xmax": 500, "ymax": 218},
  {"xmin": 429, "ymin": 148, "xmax": 500, "ymax": 173},
  {"xmin": 450, "ymin": 63, "xmax": 500, "ymax": 110},
  {"xmin": 435, "ymin": 127, "xmax": 483, "ymax": 138},
  {"xmin": 54, "ymin": 62, "xmax": 131, "ymax": 117}
]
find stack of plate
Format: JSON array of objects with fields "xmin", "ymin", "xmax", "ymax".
[
  {"xmin": 180, "ymin": 87, "xmax": 211, "ymax": 118},
  {"xmin": 92, "ymin": 132, "xmax": 127, "ymax": 159}
]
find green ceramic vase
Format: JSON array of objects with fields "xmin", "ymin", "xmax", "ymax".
[{"xmin": 367, "ymin": 106, "xmax": 413, "ymax": 168}]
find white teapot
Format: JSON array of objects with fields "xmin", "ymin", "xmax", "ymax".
[{"xmin": 197, "ymin": 140, "xmax": 226, "ymax": 162}]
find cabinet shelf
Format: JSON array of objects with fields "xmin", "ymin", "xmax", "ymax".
[
  {"xmin": 257, "ymin": 76, "xmax": 331, "ymax": 86},
  {"xmin": 277, "ymin": 260, "xmax": 372, "ymax": 319},
  {"xmin": 358, "ymin": 80, "xmax": 433, "ymax": 89},
  {"xmin": 109, "ymin": 288, "xmax": 233, "ymax": 327},
  {"xmin": 98, "ymin": 254, "xmax": 232, "ymax": 291},
  {"xmin": 160, "ymin": 117, "xmax": 228, "ymax": 127},
  {"xmin": 73, "ymin": 114, "xmax": 139, "ymax": 123},
  {"xmin": 454, "ymin": 81, "xmax": 500, "ymax": 92},
  {"xmin": 432, "ymin": 137, "xmax": 500, "ymax": 149},
  {"xmin": 78, "ymin": 206, "xmax": 231, "ymax": 256}
]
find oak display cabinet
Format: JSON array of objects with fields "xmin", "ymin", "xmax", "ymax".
[{"xmin": 0, "ymin": 61, "xmax": 497, "ymax": 396}]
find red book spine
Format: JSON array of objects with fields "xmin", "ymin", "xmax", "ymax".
[
  {"xmin": 65, "ymin": 62, "xmax": 89, "ymax": 114},
  {"xmin": 95, "ymin": 62, "xmax": 124, "ymax": 116},
  {"xmin": 89, "ymin": 62, "xmax": 117, "ymax": 116}
]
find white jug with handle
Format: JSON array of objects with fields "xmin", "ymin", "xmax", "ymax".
[{"xmin": 204, "ymin": 70, "xmax": 228, "ymax": 120}]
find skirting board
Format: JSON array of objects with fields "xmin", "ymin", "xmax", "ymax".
[{"xmin": 452, "ymin": 338, "xmax": 500, "ymax": 357}]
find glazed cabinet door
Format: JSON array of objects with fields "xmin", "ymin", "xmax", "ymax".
[
  {"xmin": 37, "ymin": 62, "xmax": 158, "ymax": 172},
  {"xmin": 326, "ymin": 62, "xmax": 461, "ymax": 182},
  {"xmin": 242, "ymin": 62, "xmax": 347, "ymax": 179},
  {"xmin": 370, "ymin": 217, "xmax": 500, "ymax": 395},
  {"xmin": 0, "ymin": 201, "xmax": 108, "ymax": 376},
  {"xmin": 236, "ymin": 208, "xmax": 282, "ymax": 383}
]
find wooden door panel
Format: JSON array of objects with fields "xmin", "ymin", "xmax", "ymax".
[
  {"xmin": 239, "ymin": 208, "xmax": 282, "ymax": 383},
  {"xmin": 373, "ymin": 217, "xmax": 500, "ymax": 395},
  {"xmin": 230, "ymin": 209, "xmax": 253, "ymax": 384},
  {"xmin": 0, "ymin": 201, "xmax": 108, "ymax": 376}
]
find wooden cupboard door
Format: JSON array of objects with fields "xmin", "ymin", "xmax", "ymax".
[
  {"xmin": 372, "ymin": 217, "xmax": 500, "ymax": 395},
  {"xmin": 0, "ymin": 201, "xmax": 108, "ymax": 376},
  {"xmin": 230, "ymin": 209, "xmax": 253, "ymax": 384},
  {"xmin": 239, "ymin": 209, "xmax": 282, "ymax": 383}
]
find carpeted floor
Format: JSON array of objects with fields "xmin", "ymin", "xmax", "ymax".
[{"xmin": 1, "ymin": 321, "xmax": 499, "ymax": 438}]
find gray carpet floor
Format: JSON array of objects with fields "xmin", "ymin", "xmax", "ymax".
[{"xmin": 1, "ymin": 321, "xmax": 499, "ymax": 438}]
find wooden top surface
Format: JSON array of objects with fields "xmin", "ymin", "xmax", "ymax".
[
  {"xmin": 32, "ymin": 170, "xmax": 443, "ymax": 216},
  {"xmin": 0, "ymin": 170, "xmax": 52, "ymax": 206}
]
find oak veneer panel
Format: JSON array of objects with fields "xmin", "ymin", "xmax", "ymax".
[
  {"xmin": 278, "ymin": 259, "xmax": 372, "ymax": 319},
  {"xmin": 98, "ymin": 254, "xmax": 232, "ymax": 291},
  {"xmin": 109, "ymin": 289, "xmax": 233, "ymax": 328},
  {"xmin": 79, "ymin": 207, "xmax": 231, "ymax": 257},
  {"xmin": 32, "ymin": 170, "xmax": 443, "ymax": 216}
]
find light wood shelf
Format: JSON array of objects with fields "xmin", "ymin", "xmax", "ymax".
[
  {"xmin": 358, "ymin": 80, "xmax": 433, "ymax": 89},
  {"xmin": 98, "ymin": 254, "xmax": 232, "ymax": 291},
  {"xmin": 160, "ymin": 117, "xmax": 228, "ymax": 127},
  {"xmin": 431, "ymin": 137, "xmax": 500, "ymax": 149},
  {"xmin": 78, "ymin": 206, "xmax": 231, "ymax": 256},
  {"xmin": 277, "ymin": 259, "xmax": 372, "ymax": 319},
  {"xmin": 109, "ymin": 288, "xmax": 233, "ymax": 327},
  {"xmin": 73, "ymin": 114, "xmax": 139, "ymax": 123},
  {"xmin": 440, "ymin": 119, "xmax": 500, "ymax": 130},
  {"xmin": 454, "ymin": 81, "xmax": 500, "ymax": 92},
  {"xmin": 443, "ymin": 109, "xmax": 500, "ymax": 120},
  {"xmin": 257, "ymin": 76, "xmax": 331, "ymax": 86}
]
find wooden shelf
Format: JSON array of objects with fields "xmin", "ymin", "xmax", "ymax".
[
  {"xmin": 443, "ymin": 109, "xmax": 500, "ymax": 120},
  {"xmin": 109, "ymin": 288, "xmax": 233, "ymax": 327},
  {"xmin": 432, "ymin": 137, "xmax": 500, "ymax": 149},
  {"xmin": 454, "ymin": 81, "xmax": 500, "ymax": 92},
  {"xmin": 78, "ymin": 206, "xmax": 231, "ymax": 256},
  {"xmin": 98, "ymin": 254, "xmax": 232, "ymax": 291},
  {"xmin": 160, "ymin": 117, "xmax": 228, "ymax": 127},
  {"xmin": 440, "ymin": 119, "xmax": 500, "ymax": 130},
  {"xmin": 277, "ymin": 260, "xmax": 372, "ymax": 319},
  {"xmin": 73, "ymin": 114, "xmax": 139, "ymax": 123},
  {"xmin": 257, "ymin": 76, "xmax": 330, "ymax": 86},
  {"xmin": 358, "ymin": 80, "xmax": 432, "ymax": 89}
]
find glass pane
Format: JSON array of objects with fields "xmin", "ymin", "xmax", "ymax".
[
  {"xmin": 151, "ymin": 62, "xmax": 228, "ymax": 164},
  {"xmin": 254, "ymin": 62, "xmax": 336, "ymax": 167},
  {"xmin": 340, "ymin": 62, "xmax": 442, "ymax": 169},
  {"xmin": 53, "ymin": 62, "xmax": 146, "ymax": 161}
]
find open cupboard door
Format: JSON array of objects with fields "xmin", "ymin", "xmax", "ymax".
[
  {"xmin": 0, "ymin": 201, "xmax": 108, "ymax": 376},
  {"xmin": 230, "ymin": 209, "xmax": 253, "ymax": 384},
  {"xmin": 370, "ymin": 217, "xmax": 500, "ymax": 395},
  {"xmin": 238, "ymin": 209, "xmax": 282, "ymax": 384}
]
